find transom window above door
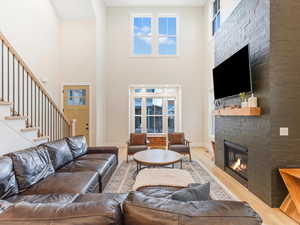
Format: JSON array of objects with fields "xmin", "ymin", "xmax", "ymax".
[
  {"xmin": 129, "ymin": 86, "xmax": 182, "ymax": 135},
  {"xmin": 132, "ymin": 14, "xmax": 178, "ymax": 56}
]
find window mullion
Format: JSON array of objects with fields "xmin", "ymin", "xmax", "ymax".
[
  {"xmin": 141, "ymin": 97, "xmax": 147, "ymax": 133},
  {"xmin": 153, "ymin": 16, "xmax": 157, "ymax": 56},
  {"xmin": 131, "ymin": 87, "xmax": 180, "ymax": 135},
  {"xmin": 163, "ymin": 98, "xmax": 168, "ymax": 134},
  {"xmin": 130, "ymin": 92, "xmax": 134, "ymax": 133},
  {"xmin": 174, "ymin": 97, "xmax": 177, "ymax": 132}
]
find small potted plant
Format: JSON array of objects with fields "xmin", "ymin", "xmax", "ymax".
[{"xmin": 239, "ymin": 92, "xmax": 248, "ymax": 108}]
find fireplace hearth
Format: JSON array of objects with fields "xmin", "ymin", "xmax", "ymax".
[{"xmin": 224, "ymin": 140, "xmax": 248, "ymax": 187}]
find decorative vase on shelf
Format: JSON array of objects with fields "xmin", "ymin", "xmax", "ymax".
[
  {"xmin": 248, "ymin": 94, "xmax": 258, "ymax": 108},
  {"xmin": 241, "ymin": 101, "xmax": 248, "ymax": 108},
  {"xmin": 239, "ymin": 92, "xmax": 248, "ymax": 108}
]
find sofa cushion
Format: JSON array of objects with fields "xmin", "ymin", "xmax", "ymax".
[
  {"xmin": 130, "ymin": 133, "xmax": 146, "ymax": 145},
  {"xmin": 58, "ymin": 155, "xmax": 117, "ymax": 178},
  {"xmin": 43, "ymin": 138, "xmax": 74, "ymax": 170},
  {"xmin": 0, "ymin": 197, "xmax": 123, "ymax": 225},
  {"xmin": 169, "ymin": 144, "xmax": 189, "ymax": 153},
  {"xmin": 139, "ymin": 186, "xmax": 180, "ymax": 199},
  {"xmin": 0, "ymin": 157, "xmax": 19, "ymax": 200},
  {"xmin": 7, "ymin": 146, "xmax": 55, "ymax": 192},
  {"xmin": 169, "ymin": 133, "xmax": 185, "ymax": 145},
  {"xmin": 74, "ymin": 193, "xmax": 128, "ymax": 205},
  {"xmin": 128, "ymin": 145, "xmax": 148, "ymax": 154},
  {"xmin": 170, "ymin": 183, "xmax": 211, "ymax": 202},
  {"xmin": 123, "ymin": 192, "xmax": 263, "ymax": 225},
  {"xmin": 6, "ymin": 193, "xmax": 79, "ymax": 204},
  {"xmin": 66, "ymin": 136, "xmax": 88, "ymax": 158},
  {"xmin": 79, "ymin": 153, "xmax": 115, "ymax": 161},
  {"xmin": 22, "ymin": 171, "xmax": 99, "ymax": 195}
]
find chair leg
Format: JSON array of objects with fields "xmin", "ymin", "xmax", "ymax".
[
  {"xmin": 127, "ymin": 154, "xmax": 129, "ymax": 163},
  {"xmin": 189, "ymin": 152, "xmax": 192, "ymax": 162}
]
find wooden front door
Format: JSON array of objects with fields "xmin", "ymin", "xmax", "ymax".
[{"xmin": 63, "ymin": 85, "xmax": 90, "ymax": 144}]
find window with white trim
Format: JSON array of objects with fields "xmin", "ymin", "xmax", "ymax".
[
  {"xmin": 212, "ymin": 0, "xmax": 221, "ymax": 35},
  {"xmin": 131, "ymin": 14, "xmax": 178, "ymax": 56},
  {"xmin": 158, "ymin": 16, "xmax": 177, "ymax": 55},
  {"xmin": 129, "ymin": 86, "xmax": 181, "ymax": 135},
  {"xmin": 133, "ymin": 15, "xmax": 153, "ymax": 55}
]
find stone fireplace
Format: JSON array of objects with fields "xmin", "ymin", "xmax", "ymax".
[
  {"xmin": 224, "ymin": 141, "xmax": 248, "ymax": 187},
  {"xmin": 214, "ymin": 0, "xmax": 300, "ymax": 207}
]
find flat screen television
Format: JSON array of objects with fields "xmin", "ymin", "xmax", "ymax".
[{"xmin": 213, "ymin": 45, "xmax": 252, "ymax": 100}]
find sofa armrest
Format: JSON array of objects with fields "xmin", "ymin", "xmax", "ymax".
[
  {"xmin": 0, "ymin": 200, "xmax": 123, "ymax": 225},
  {"xmin": 123, "ymin": 192, "xmax": 263, "ymax": 225},
  {"xmin": 87, "ymin": 146, "xmax": 119, "ymax": 163}
]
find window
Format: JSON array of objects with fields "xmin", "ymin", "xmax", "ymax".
[
  {"xmin": 212, "ymin": 0, "xmax": 221, "ymax": 35},
  {"xmin": 168, "ymin": 99, "xmax": 175, "ymax": 133},
  {"xmin": 146, "ymin": 98, "xmax": 163, "ymax": 133},
  {"xmin": 67, "ymin": 89, "xmax": 86, "ymax": 105},
  {"xmin": 130, "ymin": 86, "xmax": 181, "ymax": 135},
  {"xmin": 158, "ymin": 16, "xmax": 177, "ymax": 55},
  {"xmin": 134, "ymin": 98, "xmax": 142, "ymax": 133},
  {"xmin": 132, "ymin": 14, "xmax": 178, "ymax": 56},
  {"xmin": 133, "ymin": 16, "xmax": 153, "ymax": 55}
]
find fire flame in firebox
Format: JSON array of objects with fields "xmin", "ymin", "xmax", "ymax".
[{"xmin": 231, "ymin": 158, "xmax": 247, "ymax": 171}]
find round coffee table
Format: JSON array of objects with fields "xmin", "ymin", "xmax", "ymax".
[{"xmin": 133, "ymin": 149, "xmax": 183, "ymax": 174}]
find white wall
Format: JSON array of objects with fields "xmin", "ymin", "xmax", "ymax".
[
  {"xmin": 203, "ymin": 0, "xmax": 242, "ymax": 153},
  {"xmin": 59, "ymin": 0, "xmax": 107, "ymax": 146},
  {"xmin": 92, "ymin": 0, "xmax": 107, "ymax": 145},
  {"xmin": 221, "ymin": 0, "xmax": 241, "ymax": 24},
  {"xmin": 59, "ymin": 19, "xmax": 97, "ymax": 145},
  {"xmin": 0, "ymin": 0, "xmax": 61, "ymax": 103},
  {"xmin": 204, "ymin": 0, "xmax": 242, "ymax": 87},
  {"xmin": 0, "ymin": 121, "xmax": 34, "ymax": 155},
  {"xmin": 106, "ymin": 7, "xmax": 207, "ymax": 147}
]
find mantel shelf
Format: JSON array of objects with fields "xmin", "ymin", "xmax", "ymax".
[{"xmin": 214, "ymin": 107, "xmax": 261, "ymax": 117}]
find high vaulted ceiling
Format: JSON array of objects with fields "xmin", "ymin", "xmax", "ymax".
[
  {"xmin": 51, "ymin": 0, "xmax": 208, "ymax": 20},
  {"xmin": 51, "ymin": 0, "xmax": 95, "ymax": 20},
  {"xmin": 104, "ymin": 0, "xmax": 208, "ymax": 7}
]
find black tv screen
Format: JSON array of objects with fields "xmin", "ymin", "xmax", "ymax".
[{"xmin": 213, "ymin": 45, "xmax": 252, "ymax": 100}]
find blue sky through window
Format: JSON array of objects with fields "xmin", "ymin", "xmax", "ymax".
[
  {"xmin": 133, "ymin": 16, "xmax": 177, "ymax": 56},
  {"xmin": 133, "ymin": 17, "xmax": 152, "ymax": 55},
  {"xmin": 158, "ymin": 17, "xmax": 177, "ymax": 55}
]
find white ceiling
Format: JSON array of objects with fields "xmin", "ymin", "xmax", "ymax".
[
  {"xmin": 104, "ymin": 0, "xmax": 208, "ymax": 7},
  {"xmin": 51, "ymin": 0, "xmax": 208, "ymax": 20},
  {"xmin": 51, "ymin": 0, "xmax": 95, "ymax": 20}
]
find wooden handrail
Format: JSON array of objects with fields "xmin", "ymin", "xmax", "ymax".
[{"xmin": 0, "ymin": 32, "xmax": 70, "ymax": 125}]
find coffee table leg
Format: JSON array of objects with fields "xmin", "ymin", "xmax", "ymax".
[{"xmin": 180, "ymin": 160, "xmax": 183, "ymax": 169}]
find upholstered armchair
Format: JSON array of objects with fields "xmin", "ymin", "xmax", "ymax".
[
  {"xmin": 168, "ymin": 132, "xmax": 192, "ymax": 161},
  {"xmin": 127, "ymin": 133, "xmax": 149, "ymax": 162}
]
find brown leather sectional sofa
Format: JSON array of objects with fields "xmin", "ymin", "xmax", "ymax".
[{"xmin": 0, "ymin": 135, "xmax": 262, "ymax": 225}]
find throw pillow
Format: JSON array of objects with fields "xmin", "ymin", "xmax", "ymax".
[
  {"xmin": 170, "ymin": 183, "xmax": 211, "ymax": 202},
  {"xmin": 131, "ymin": 133, "xmax": 146, "ymax": 145},
  {"xmin": 171, "ymin": 133, "xmax": 185, "ymax": 145}
]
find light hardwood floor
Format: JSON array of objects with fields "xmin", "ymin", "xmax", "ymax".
[{"xmin": 119, "ymin": 147, "xmax": 297, "ymax": 225}]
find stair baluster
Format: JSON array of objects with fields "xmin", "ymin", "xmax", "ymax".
[{"xmin": 0, "ymin": 32, "xmax": 72, "ymax": 143}]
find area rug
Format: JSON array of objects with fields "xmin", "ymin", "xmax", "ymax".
[{"xmin": 104, "ymin": 158, "xmax": 237, "ymax": 201}]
